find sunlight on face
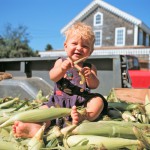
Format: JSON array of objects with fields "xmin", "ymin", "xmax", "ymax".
[
  {"xmin": 64, "ymin": 22, "xmax": 95, "ymax": 56},
  {"xmin": 64, "ymin": 33, "xmax": 92, "ymax": 60}
]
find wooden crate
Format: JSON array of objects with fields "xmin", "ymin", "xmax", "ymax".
[{"xmin": 107, "ymin": 88, "xmax": 150, "ymax": 104}]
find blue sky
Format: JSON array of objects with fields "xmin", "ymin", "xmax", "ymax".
[{"xmin": 0, "ymin": 0, "xmax": 150, "ymax": 51}]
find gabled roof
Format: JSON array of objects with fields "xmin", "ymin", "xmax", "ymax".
[{"xmin": 61, "ymin": 0, "xmax": 150, "ymax": 34}]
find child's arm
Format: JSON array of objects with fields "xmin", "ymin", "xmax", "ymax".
[
  {"xmin": 81, "ymin": 64, "xmax": 99, "ymax": 89},
  {"xmin": 49, "ymin": 58, "xmax": 73, "ymax": 82}
]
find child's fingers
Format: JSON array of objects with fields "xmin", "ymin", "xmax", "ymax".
[
  {"xmin": 71, "ymin": 106, "xmax": 79, "ymax": 125},
  {"xmin": 72, "ymin": 113, "xmax": 79, "ymax": 125},
  {"xmin": 72, "ymin": 118, "xmax": 79, "ymax": 125},
  {"xmin": 82, "ymin": 67, "xmax": 92, "ymax": 79},
  {"xmin": 12, "ymin": 125, "xmax": 16, "ymax": 133},
  {"xmin": 72, "ymin": 105, "xmax": 77, "ymax": 110},
  {"xmin": 67, "ymin": 57, "xmax": 74, "ymax": 67},
  {"xmin": 14, "ymin": 120, "xmax": 19, "ymax": 126},
  {"xmin": 12, "ymin": 121, "xmax": 20, "ymax": 133}
]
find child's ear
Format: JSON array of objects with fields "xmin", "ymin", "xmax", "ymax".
[
  {"xmin": 64, "ymin": 42, "xmax": 67, "ymax": 51},
  {"xmin": 89, "ymin": 48, "xmax": 93, "ymax": 55}
]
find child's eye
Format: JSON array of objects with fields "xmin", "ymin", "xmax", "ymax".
[
  {"xmin": 71, "ymin": 42, "xmax": 77, "ymax": 45},
  {"xmin": 83, "ymin": 45, "xmax": 89, "ymax": 49}
]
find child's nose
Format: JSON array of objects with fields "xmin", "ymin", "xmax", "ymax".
[{"xmin": 76, "ymin": 45, "xmax": 82, "ymax": 50}]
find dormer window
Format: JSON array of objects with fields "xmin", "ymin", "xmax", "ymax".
[{"xmin": 94, "ymin": 12, "xmax": 103, "ymax": 26}]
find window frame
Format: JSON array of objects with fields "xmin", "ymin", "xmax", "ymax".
[
  {"xmin": 115, "ymin": 27, "xmax": 126, "ymax": 46},
  {"xmin": 94, "ymin": 30, "xmax": 102, "ymax": 47},
  {"xmin": 146, "ymin": 34, "xmax": 150, "ymax": 46},
  {"xmin": 138, "ymin": 29, "xmax": 143, "ymax": 45},
  {"xmin": 94, "ymin": 12, "xmax": 103, "ymax": 26}
]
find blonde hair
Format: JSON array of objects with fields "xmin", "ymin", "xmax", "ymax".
[{"xmin": 64, "ymin": 22, "xmax": 95, "ymax": 53}]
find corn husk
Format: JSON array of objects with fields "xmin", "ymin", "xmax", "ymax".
[
  {"xmin": 28, "ymin": 123, "xmax": 46, "ymax": 150},
  {"xmin": 0, "ymin": 108, "xmax": 15, "ymax": 116},
  {"xmin": 0, "ymin": 107, "xmax": 71, "ymax": 127},
  {"xmin": 0, "ymin": 140, "xmax": 27, "ymax": 150},
  {"xmin": 0, "ymin": 97, "xmax": 19, "ymax": 109},
  {"xmin": 72, "ymin": 121, "xmax": 150, "ymax": 139},
  {"xmin": 108, "ymin": 102, "xmax": 140, "ymax": 111},
  {"xmin": 122, "ymin": 111, "xmax": 136, "ymax": 122},
  {"xmin": 72, "ymin": 121, "xmax": 135, "ymax": 139},
  {"xmin": 145, "ymin": 95, "xmax": 150, "ymax": 115},
  {"xmin": 66, "ymin": 135, "xmax": 143, "ymax": 149}
]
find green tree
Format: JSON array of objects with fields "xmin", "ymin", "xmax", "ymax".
[
  {"xmin": 45, "ymin": 43, "xmax": 53, "ymax": 51},
  {"xmin": 0, "ymin": 23, "xmax": 38, "ymax": 58}
]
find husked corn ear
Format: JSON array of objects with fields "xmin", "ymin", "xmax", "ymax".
[{"xmin": 0, "ymin": 107, "xmax": 71, "ymax": 127}]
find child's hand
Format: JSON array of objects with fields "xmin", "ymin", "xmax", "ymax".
[
  {"xmin": 71, "ymin": 106, "xmax": 79, "ymax": 125},
  {"xmin": 81, "ymin": 67, "xmax": 92, "ymax": 80},
  {"xmin": 61, "ymin": 58, "xmax": 74, "ymax": 71}
]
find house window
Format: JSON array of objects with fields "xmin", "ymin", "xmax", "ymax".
[
  {"xmin": 94, "ymin": 12, "xmax": 103, "ymax": 26},
  {"xmin": 115, "ymin": 27, "xmax": 126, "ymax": 46},
  {"xmin": 146, "ymin": 34, "xmax": 149, "ymax": 46},
  {"xmin": 139, "ymin": 29, "xmax": 143, "ymax": 45},
  {"xmin": 94, "ymin": 30, "xmax": 102, "ymax": 47}
]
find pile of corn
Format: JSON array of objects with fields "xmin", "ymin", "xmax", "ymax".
[{"xmin": 0, "ymin": 90, "xmax": 150, "ymax": 149}]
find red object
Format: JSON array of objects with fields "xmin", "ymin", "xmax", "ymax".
[
  {"xmin": 128, "ymin": 70, "xmax": 150, "ymax": 88},
  {"xmin": 56, "ymin": 90, "xmax": 62, "ymax": 96}
]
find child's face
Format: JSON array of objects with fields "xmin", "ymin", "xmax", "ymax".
[{"xmin": 64, "ymin": 34, "xmax": 92, "ymax": 61}]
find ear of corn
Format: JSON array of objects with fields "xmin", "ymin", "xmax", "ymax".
[
  {"xmin": 14, "ymin": 100, "xmax": 28, "ymax": 111},
  {"xmin": 98, "ymin": 120, "xmax": 150, "ymax": 129},
  {"xmin": 0, "ymin": 108, "xmax": 15, "ymax": 117},
  {"xmin": 108, "ymin": 102, "xmax": 140, "ymax": 111},
  {"xmin": 1, "ymin": 93, "xmax": 150, "ymax": 149},
  {"xmin": 0, "ymin": 107, "xmax": 71, "ymax": 127},
  {"xmin": 46, "ymin": 121, "xmax": 150, "ymax": 141},
  {"xmin": 0, "ymin": 140, "xmax": 27, "ymax": 150},
  {"xmin": 134, "ymin": 113, "xmax": 149, "ymax": 124},
  {"xmin": 0, "ymin": 127, "xmax": 10, "ymax": 138},
  {"xmin": 122, "ymin": 111, "xmax": 136, "ymax": 122},
  {"xmin": 36, "ymin": 90, "xmax": 43, "ymax": 100},
  {"xmin": 145, "ymin": 94, "xmax": 150, "ymax": 115},
  {"xmin": 28, "ymin": 123, "xmax": 46, "ymax": 150},
  {"xmin": 63, "ymin": 145, "xmax": 99, "ymax": 150},
  {"xmin": 46, "ymin": 126, "xmax": 62, "ymax": 141},
  {"xmin": 133, "ymin": 126, "xmax": 150, "ymax": 149},
  {"xmin": 0, "ymin": 116, "xmax": 10, "ymax": 125},
  {"xmin": 0, "ymin": 97, "xmax": 19, "ymax": 109},
  {"xmin": 66, "ymin": 135, "xmax": 143, "ymax": 149},
  {"xmin": 72, "ymin": 122, "xmax": 136, "ymax": 139},
  {"xmin": 46, "ymin": 124, "xmax": 77, "ymax": 142},
  {"xmin": 46, "ymin": 138, "xmax": 59, "ymax": 149},
  {"xmin": 72, "ymin": 121, "xmax": 150, "ymax": 140}
]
